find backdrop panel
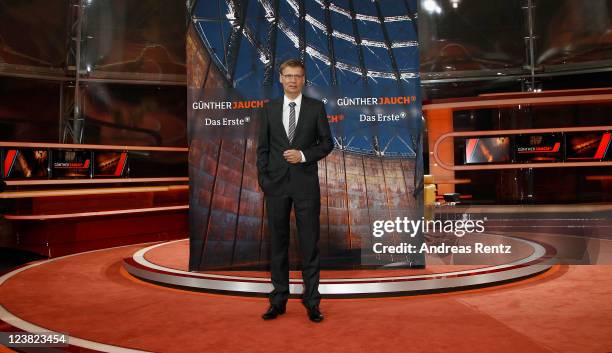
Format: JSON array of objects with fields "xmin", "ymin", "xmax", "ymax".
[{"xmin": 187, "ymin": 0, "xmax": 423, "ymax": 271}]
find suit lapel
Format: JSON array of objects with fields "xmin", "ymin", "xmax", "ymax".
[{"xmin": 272, "ymin": 99, "xmax": 290, "ymax": 146}]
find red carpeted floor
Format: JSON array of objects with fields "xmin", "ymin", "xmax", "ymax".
[{"xmin": 1, "ymin": 243, "xmax": 611, "ymax": 353}]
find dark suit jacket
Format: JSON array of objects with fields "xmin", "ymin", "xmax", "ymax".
[{"xmin": 256, "ymin": 95, "xmax": 333, "ymax": 198}]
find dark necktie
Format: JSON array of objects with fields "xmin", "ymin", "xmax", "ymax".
[{"xmin": 288, "ymin": 102, "xmax": 296, "ymax": 143}]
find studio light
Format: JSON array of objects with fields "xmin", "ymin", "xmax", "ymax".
[{"xmin": 422, "ymin": 0, "xmax": 442, "ymax": 14}]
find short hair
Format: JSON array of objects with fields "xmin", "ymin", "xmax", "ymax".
[{"xmin": 279, "ymin": 59, "xmax": 305, "ymax": 74}]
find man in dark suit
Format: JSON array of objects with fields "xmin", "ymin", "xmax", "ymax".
[{"xmin": 256, "ymin": 59, "xmax": 333, "ymax": 323}]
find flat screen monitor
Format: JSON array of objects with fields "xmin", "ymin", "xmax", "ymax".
[
  {"xmin": 566, "ymin": 132, "xmax": 612, "ymax": 161},
  {"xmin": 464, "ymin": 137, "xmax": 511, "ymax": 164},
  {"xmin": 515, "ymin": 134, "xmax": 563, "ymax": 162},
  {"xmin": 52, "ymin": 150, "xmax": 92, "ymax": 178},
  {"xmin": 2, "ymin": 148, "xmax": 49, "ymax": 179},
  {"xmin": 94, "ymin": 151, "xmax": 128, "ymax": 177}
]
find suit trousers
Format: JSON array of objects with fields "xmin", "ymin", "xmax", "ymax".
[{"xmin": 266, "ymin": 191, "xmax": 321, "ymax": 309}]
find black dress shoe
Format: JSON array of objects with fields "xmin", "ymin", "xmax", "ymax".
[
  {"xmin": 262, "ymin": 305, "xmax": 286, "ymax": 320},
  {"xmin": 306, "ymin": 306, "xmax": 324, "ymax": 323}
]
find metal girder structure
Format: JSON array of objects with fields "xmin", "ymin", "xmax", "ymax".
[
  {"xmin": 322, "ymin": 0, "xmax": 337, "ymax": 86},
  {"xmin": 312, "ymin": 0, "xmax": 413, "ymax": 23},
  {"xmin": 187, "ymin": 0, "xmax": 199, "ymax": 27},
  {"xmin": 275, "ymin": 0, "xmax": 417, "ymax": 80},
  {"xmin": 59, "ymin": 82, "xmax": 76, "ymax": 143},
  {"xmin": 372, "ymin": 135, "xmax": 381, "ymax": 156},
  {"xmin": 262, "ymin": 0, "xmax": 280, "ymax": 86},
  {"xmin": 347, "ymin": 0, "xmax": 368, "ymax": 84},
  {"xmin": 64, "ymin": 0, "xmax": 79, "ymax": 75},
  {"xmin": 335, "ymin": 133, "xmax": 416, "ymax": 158},
  {"xmin": 225, "ymin": 0, "xmax": 249, "ymax": 83},
  {"xmin": 207, "ymin": 0, "xmax": 419, "ymax": 82},
  {"xmin": 285, "ymin": 0, "xmax": 417, "ymax": 49},
  {"xmin": 231, "ymin": 14, "xmax": 417, "ymax": 81},
  {"xmin": 524, "ymin": 0, "xmax": 538, "ymax": 92},
  {"xmin": 396, "ymin": 135, "xmax": 416, "ymax": 156},
  {"xmin": 373, "ymin": 1, "xmax": 401, "ymax": 82},
  {"xmin": 298, "ymin": 0, "xmax": 306, "ymax": 63},
  {"xmin": 61, "ymin": 0, "xmax": 86, "ymax": 143},
  {"xmin": 402, "ymin": 0, "xmax": 419, "ymax": 37},
  {"xmin": 75, "ymin": 0, "xmax": 565, "ymax": 93}
]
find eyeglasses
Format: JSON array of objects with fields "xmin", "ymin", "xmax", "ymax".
[{"xmin": 281, "ymin": 74, "xmax": 304, "ymax": 80}]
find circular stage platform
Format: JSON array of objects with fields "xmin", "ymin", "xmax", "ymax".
[{"xmin": 123, "ymin": 235, "xmax": 553, "ymax": 297}]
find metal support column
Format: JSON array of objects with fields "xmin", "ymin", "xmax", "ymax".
[
  {"xmin": 263, "ymin": 0, "xmax": 280, "ymax": 86},
  {"xmin": 348, "ymin": 0, "xmax": 369, "ymax": 85},
  {"xmin": 322, "ymin": 0, "xmax": 337, "ymax": 86},
  {"xmin": 225, "ymin": 0, "xmax": 249, "ymax": 84},
  {"xmin": 373, "ymin": 1, "xmax": 401, "ymax": 82},
  {"xmin": 298, "ymin": 0, "xmax": 307, "ymax": 64},
  {"xmin": 62, "ymin": 0, "xmax": 85, "ymax": 143},
  {"xmin": 524, "ymin": 0, "xmax": 538, "ymax": 91}
]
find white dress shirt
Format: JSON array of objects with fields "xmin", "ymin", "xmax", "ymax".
[{"xmin": 282, "ymin": 94, "xmax": 306, "ymax": 162}]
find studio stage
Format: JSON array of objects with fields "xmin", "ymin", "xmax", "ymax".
[
  {"xmin": 123, "ymin": 236, "xmax": 552, "ymax": 297},
  {"xmin": 1, "ymin": 239, "xmax": 612, "ymax": 352}
]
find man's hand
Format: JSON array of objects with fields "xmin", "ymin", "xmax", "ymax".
[{"xmin": 283, "ymin": 149, "xmax": 302, "ymax": 164}]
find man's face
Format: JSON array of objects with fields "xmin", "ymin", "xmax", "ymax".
[{"xmin": 279, "ymin": 66, "xmax": 305, "ymax": 96}]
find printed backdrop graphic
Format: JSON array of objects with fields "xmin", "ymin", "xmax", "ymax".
[{"xmin": 187, "ymin": 0, "xmax": 423, "ymax": 270}]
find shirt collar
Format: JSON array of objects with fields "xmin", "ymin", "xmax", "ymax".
[{"xmin": 283, "ymin": 94, "xmax": 302, "ymax": 107}]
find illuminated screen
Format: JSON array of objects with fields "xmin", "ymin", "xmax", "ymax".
[
  {"xmin": 94, "ymin": 151, "xmax": 128, "ymax": 177},
  {"xmin": 52, "ymin": 150, "xmax": 92, "ymax": 178},
  {"xmin": 515, "ymin": 134, "xmax": 563, "ymax": 162},
  {"xmin": 464, "ymin": 137, "xmax": 511, "ymax": 164},
  {"xmin": 566, "ymin": 132, "xmax": 612, "ymax": 161},
  {"xmin": 2, "ymin": 148, "xmax": 49, "ymax": 179}
]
